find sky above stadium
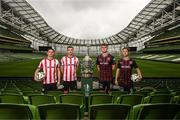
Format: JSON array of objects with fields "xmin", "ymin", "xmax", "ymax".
[{"xmin": 26, "ymin": 0, "xmax": 151, "ymax": 39}]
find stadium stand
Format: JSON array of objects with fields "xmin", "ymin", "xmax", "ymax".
[
  {"xmin": 133, "ymin": 53, "xmax": 180, "ymax": 63},
  {"xmin": 147, "ymin": 26, "xmax": 180, "ymax": 46},
  {"xmin": 0, "ymin": 27, "xmax": 33, "ymax": 52},
  {"xmin": 142, "ymin": 45, "xmax": 180, "ymax": 53},
  {"xmin": 143, "ymin": 25, "xmax": 180, "ymax": 54}
]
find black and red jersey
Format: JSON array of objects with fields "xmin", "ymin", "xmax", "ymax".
[
  {"xmin": 117, "ymin": 58, "xmax": 138, "ymax": 84},
  {"xmin": 96, "ymin": 54, "xmax": 115, "ymax": 81}
]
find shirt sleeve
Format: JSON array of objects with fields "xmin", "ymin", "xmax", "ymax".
[{"xmin": 132, "ymin": 59, "xmax": 138, "ymax": 68}]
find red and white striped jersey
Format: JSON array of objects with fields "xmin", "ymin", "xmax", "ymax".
[
  {"xmin": 38, "ymin": 58, "xmax": 60, "ymax": 84},
  {"xmin": 61, "ymin": 56, "xmax": 79, "ymax": 81}
]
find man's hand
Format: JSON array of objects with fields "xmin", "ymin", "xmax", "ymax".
[
  {"xmin": 57, "ymin": 80, "xmax": 61, "ymax": 86},
  {"xmin": 137, "ymin": 75, "xmax": 142, "ymax": 82},
  {"xmin": 115, "ymin": 80, "xmax": 119, "ymax": 85},
  {"xmin": 34, "ymin": 74, "xmax": 37, "ymax": 81}
]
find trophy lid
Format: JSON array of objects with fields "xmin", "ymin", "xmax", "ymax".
[{"xmin": 83, "ymin": 55, "xmax": 92, "ymax": 61}]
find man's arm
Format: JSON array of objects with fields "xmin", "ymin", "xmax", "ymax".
[
  {"xmin": 96, "ymin": 56, "xmax": 100, "ymax": 72},
  {"xmin": 57, "ymin": 67, "xmax": 61, "ymax": 85},
  {"xmin": 115, "ymin": 68, "xmax": 120, "ymax": 85},
  {"xmin": 97, "ymin": 65, "xmax": 100, "ymax": 72},
  {"xmin": 34, "ymin": 68, "xmax": 40, "ymax": 81},
  {"xmin": 112, "ymin": 64, "xmax": 115, "ymax": 70},
  {"xmin": 136, "ymin": 68, "xmax": 142, "ymax": 81},
  {"xmin": 111, "ymin": 56, "xmax": 115, "ymax": 70},
  {"xmin": 76, "ymin": 61, "xmax": 79, "ymax": 71},
  {"xmin": 60, "ymin": 65, "xmax": 64, "ymax": 75}
]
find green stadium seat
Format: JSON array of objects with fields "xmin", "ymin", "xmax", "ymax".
[
  {"xmin": 111, "ymin": 91, "xmax": 128, "ymax": 103},
  {"xmin": 38, "ymin": 103, "xmax": 80, "ymax": 120},
  {"xmin": 140, "ymin": 87, "xmax": 155, "ymax": 92},
  {"xmin": 47, "ymin": 90, "xmax": 64, "ymax": 102},
  {"xmin": 28, "ymin": 94, "xmax": 56, "ymax": 106},
  {"xmin": 59, "ymin": 94, "xmax": 84, "ymax": 106},
  {"xmin": 89, "ymin": 94, "xmax": 113, "ymax": 106},
  {"xmin": 68, "ymin": 91, "xmax": 84, "ymax": 95},
  {"xmin": 90, "ymin": 91, "xmax": 106, "ymax": 95},
  {"xmin": 143, "ymin": 94, "xmax": 172, "ymax": 103},
  {"xmin": 117, "ymin": 94, "xmax": 143, "ymax": 106},
  {"xmin": 89, "ymin": 104, "xmax": 131, "ymax": 119},
  {"xmin": 132, "ymin": 103, "xmax": 180, "ymax": 119},
  {"xmin": 1, "ymin": 90, "xmax": 21, "ymax": 95},
  {"xmin": 0, "ymin": 103, "xmax": 37, "ymax": 119},
  {"xmin": 173, "ymin": 96, "xmax": 180, "ymax": 104},
  {"xmin": 134, "ymin": 91, "xmax": 150, "ymax": 97},
  {"xmin": 23, "ymin": 91, "xmax": 43, "ymax": 104},
  {"xmin": 23, "ymin": 91, "xmax": 42, "ymax": 96},
  {"xmin": 174, "ymin": 91, "xmax": 180, "ymax": 96},
  {"xmin": 59, "ymin": 94, "xmax": 85, "ymax": 118},
  {"xmin": 0, "ymin": 94, "xmax": 25, "ymax": 104},
  {"xmin": 150, "ymin": 91, "xmax": 171, "ymax": 95}
]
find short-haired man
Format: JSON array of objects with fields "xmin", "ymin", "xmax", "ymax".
[
  {"xmin": 115, "ymin": 47, "xmax": 142, "ymax": 93},
  {"xmin": 34, "ymin": 48, "xmax": 61, "ymax": 93},
  {"xmin": 96, "ymin": 44, "xmax": 115, "ymax": 94},
  {"xmin": 61, "ymin": 46, "xmax": 79, "ymax": 94}
]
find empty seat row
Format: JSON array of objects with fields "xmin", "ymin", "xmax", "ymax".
[
  {"xmin": 0, "ymin": 103, "xmax": 179, "ymax": 119},
  {"xmin": 0, "ymin": 93, "xmax": 179, "ymax": 106}
]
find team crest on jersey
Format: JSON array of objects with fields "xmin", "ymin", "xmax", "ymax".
[
  {"xmin": 107, "ymin": 57, "xmax": 111, "ymax": 61},
  {"xmin": 47, "ymin": 66, "xmax": 55, "ymax": 68},
  {"xmin": 129, "ymin": 61, "xmax": 133, "ymax": 64},
  {"xmin": 98, "ymin": 58, "xmax": 102, "ymax": 62}
]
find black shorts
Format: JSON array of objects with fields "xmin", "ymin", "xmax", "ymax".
[
  {"xmin": 119, "ymin": 82, "xmax": 133, "ymax": 92},
  {"xmin": 99, "ymin": 81, "xmax": 111, "ymax": 91},
  {"xmin": 43, "ymin": 83, "xmax": 57, "ymax": 93},
  {"xmin": 63, "ymin": 81, "xmax": 77, "ymax": 91}
]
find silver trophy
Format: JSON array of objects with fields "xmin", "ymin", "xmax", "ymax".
[{"xmin": 81, "ymin": 55, "xmax": 93, "ymax": 77}]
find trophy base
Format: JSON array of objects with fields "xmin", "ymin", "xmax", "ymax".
[{"xmin": 81, "ymin": 73, "xmax": 93, "ymax": 78}]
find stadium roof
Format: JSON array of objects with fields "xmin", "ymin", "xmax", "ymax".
[{"xmin": 0, "ymin": 0, "xmax": 179, "ymax": 46}]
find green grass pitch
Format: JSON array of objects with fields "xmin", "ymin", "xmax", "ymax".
[{"xmin": 0, "ymin": 58, "xmax": 180, "ymax": 77}]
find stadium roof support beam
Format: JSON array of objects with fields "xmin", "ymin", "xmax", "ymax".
[
  {"xmin": 123, "ymin": 0, "xmax": 180, "ymax": 43},
  {"xmin": 0, "ymin": 6, "xmax": 41, "ymax": 38},
  {"xmin": 61, "ymin": 36, "xmax": 68, "ymax": 44},
  {"xmin": 105, "ymin": 38, "xmax": 110, "ymax": 44},
  {"xmin": 4, "ymin": 1, "xmax": 26, "ymax": 4},
  {"xmin": 54, "ymin": 35, "xmax": 64, "ymax": 43},
  {"xmin": 116, "ymin": 34, "xmax": 126, "ymax": 43},
  {"xmin": 112, "ymin": 36, "xmax": 121, "ymax": 43},
  {"xmin": 51, "ymin": 34, "xmax": 60, "ymax": 41},
  {"xmin": 15, "ymin": 7, "xmax": 32, "ymax": 12}
]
